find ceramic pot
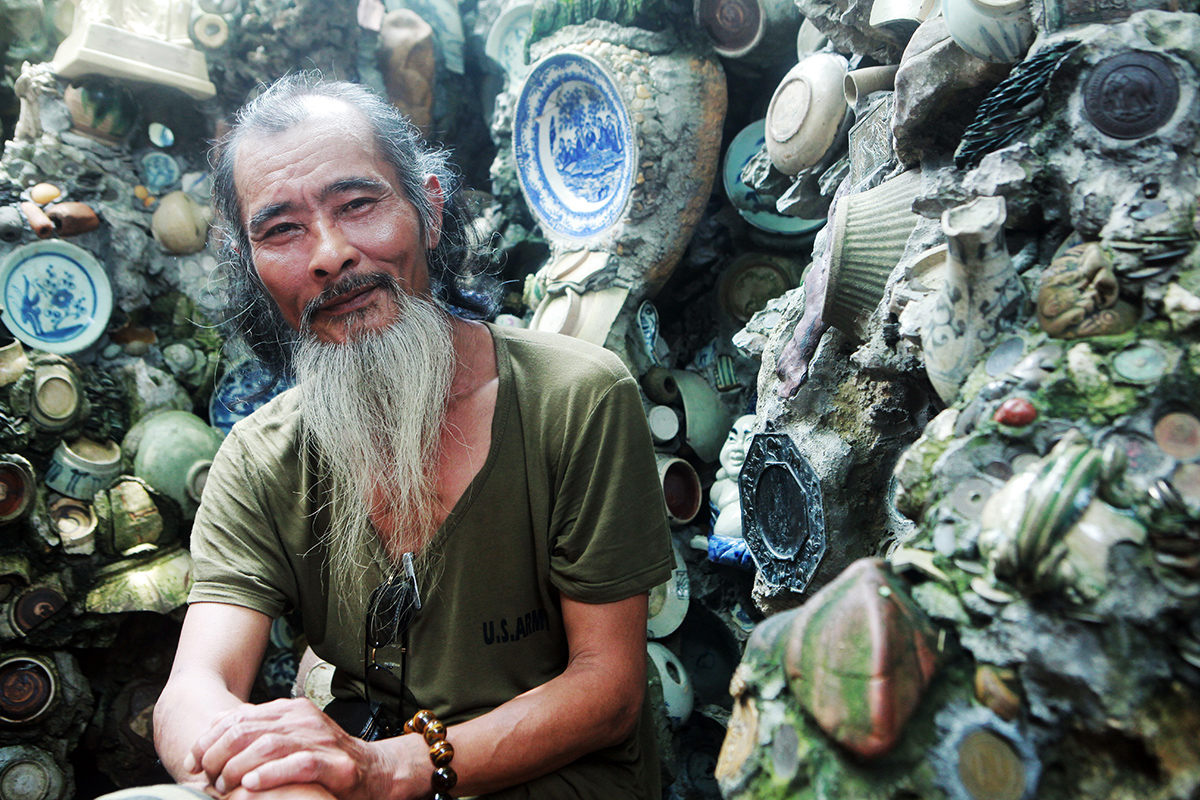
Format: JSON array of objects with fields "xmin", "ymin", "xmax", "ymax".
[
  {"xmin": 29, "ymin": 362, "xmax": 81, "ymax": 431},
  {"xmin": 648, "ymin": 539, "xmax": 689, "ymax": 639},
  {"xmin": 131, "ymin": 411, "xmax": 224, "ymax": 519},
  {"xmin": 648, "ymin": 642, "xmax": 694, "ymax": 729},
  {"xmin": 824, "ymin": 170, "xmax": 922, "ymax": 343},
  {"xmin": 48, "ymin": 496, "xmax": 98, "ymax": 554},
  {"xmin": 670, "ymin": 369, "xmax": 733, "ymax": 464},
  {"xmin": 0, "ymin": 340, "xmax": 27, "ymax": 388},
  {"xmin": 45, "ymin": 437, "xmax": 122, "ymax": 500},
  {"xmin": 941, "ymin": 0, "xmax": 1034, "ymax": 63},
  {"xmin": 96, "ymin": 478, "xmax": 169, "ymax": 556},
  {"xmin": 765, "ymin": 53, "xmax": 848, "ymax": 176},
  {"xmin": 923, "ymin": 195, "xmax": 1026, "ymax": 404},
  {"xmin": 152, "ymin": 191, "xmax": 209, "ymax": 254},
  {"xmin": 62, "ymin": 79, "xmax": 138, "ymax": 143},
  {"xmin": 655, "ymin": 454, "xmax": 702, "ymax": 525},
  {"xmin": 647, "ymin": 405, "xmax": 681, "ymax": 445},
  {"xmin": 0, "ymin": 456, "xmax": 35, "ymax": 525}
]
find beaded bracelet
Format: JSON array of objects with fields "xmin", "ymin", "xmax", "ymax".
[{"xmin": 404, "ymin": 709, "xmax": 456, "ymax": 800}]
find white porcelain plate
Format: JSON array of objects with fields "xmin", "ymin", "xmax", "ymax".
[
  {"xmin": 514, "ymin": 52, "xmax": 636, "ymax": 240},
  {"xmin": 485, "ymin": 2, "xmax": 534, "ymax": 81},
  {"xmin": 722, "ymin": 119, "xmax": 824, "ymax": 236},
  {"xmin": 647, "ymin": 537, "xmax": 690, "ymax": 639},
  {"xmin": 0, "ymin": 241, "xmax": 112, "ymax": 355}
]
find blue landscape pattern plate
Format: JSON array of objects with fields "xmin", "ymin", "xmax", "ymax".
[
  {"xmin": 514, "ymin": 52, "xmax": 636, "ymax": 239},
  {"xmin": 210, "ymin": 359, "xmax": 293, "ymax": 434},
  {"xmin": 0, "ymin": 241, "xmax": 112, "ymax": 354}
]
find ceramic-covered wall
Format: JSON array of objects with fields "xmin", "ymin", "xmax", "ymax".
[{"xmin": 1, "ymin": 0, "xmax": 1198, "ymax": 796}]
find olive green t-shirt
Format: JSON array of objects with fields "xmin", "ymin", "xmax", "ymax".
[{"xmin": 188, "ymin": 324, "xmax": 674, "ymax": 799}]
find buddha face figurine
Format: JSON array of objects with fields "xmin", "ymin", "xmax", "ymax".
[
  {"xmin": 719, "ymin": 415, "xmax": 758, "ymax": 479},
  {"xmin": 1036, "ymin": 242, "xmax": 1138, "ymax": 340}
]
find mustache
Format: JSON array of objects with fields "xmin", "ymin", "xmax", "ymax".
[{"xmin": 299, "ymin": 272, "xmax": 403, "ymax": 332}]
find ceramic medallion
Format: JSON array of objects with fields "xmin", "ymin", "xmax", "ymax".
[{"xmin": 513, "ymin": 52, "xmax": 637, "ymax": 240}]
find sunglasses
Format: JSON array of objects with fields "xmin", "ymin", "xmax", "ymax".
[{"xmin": 363, "ymin": 551, "xmax": 421, "ymax": 740}]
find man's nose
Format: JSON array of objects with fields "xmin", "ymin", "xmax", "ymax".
[{"xmin": 309, "ymin": 219, "xmax": 357, "ymax": 279}]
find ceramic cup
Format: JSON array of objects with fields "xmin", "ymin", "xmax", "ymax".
[
  {"xmin": 647, "ymin": 642, "xmax": 694, "ymax": 729},
  {"xmin": 45, "ymin": 438, "xmax": 121, "ymax": 500},
  {"xmin": 765, "ymin": 53, "xmax": 849, "ymax": 176},
  {"xmin": 49, "ymin": 496, "xmax": 98, "ymax": 554},
  {"xmin": 843, "ymin": 65, "xmax": 899, "ymax": 107},
  {"xmin": 941, "ymin": 0, "xmax": 1034, "ymax": 63},
  {"xmin": 671, "ymin": 369, "xmax": 733, "ymax": 464},
  {"xmin": 655, "ymin": 454, "xmax": 703, "ymax": 525},
  {"xmin": 0, "ymin": 455, "xmax": 36, "ymax": 525},
  {"xmin": 30, "ymin": 363, "xmax": 81, "ymax": 431},
  {"xmin": 131, "ymin": 411, "xmax": 224, "ymax": 519}
]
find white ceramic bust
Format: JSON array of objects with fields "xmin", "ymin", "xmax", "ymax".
[{"xmin": 711, "ymin": 414, "xmax": 755, "ymax": 539}]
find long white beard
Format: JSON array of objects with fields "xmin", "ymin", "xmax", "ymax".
[{"xmin": 293, "ymin": 292, "xmax": 456, "ymax": 591}]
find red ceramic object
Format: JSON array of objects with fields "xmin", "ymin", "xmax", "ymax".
[
  {"xmin": 994, "ymin": 397, "xmax": 1038, "ymax": 427},
  {"xmin": 782, "ymin": 558, "xmax": 940, "ymax": 759}
]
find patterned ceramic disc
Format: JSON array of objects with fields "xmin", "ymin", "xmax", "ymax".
[
  {"xmin": 209, "ymin": 359, "xmax": 292, "ymax": 434},
  {"xmin": 722, "ymin": 120, "xmax": 824, "ymax": 235},
  {"xmin": 0, "ymin": 241, "xmax": 112, "ymax": 355},
  {"xmin": 514, "ymin": 52, "xmax": 636, "ymax": 240}
]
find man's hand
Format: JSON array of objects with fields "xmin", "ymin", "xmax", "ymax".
[{"xmin": 186, "ymin": 697, "xmax": 428, "ymax": 800}]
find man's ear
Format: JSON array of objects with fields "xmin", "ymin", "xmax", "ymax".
[{"xmin": 423, "ymin": 174, "xmax": 444, "ymax": 250}]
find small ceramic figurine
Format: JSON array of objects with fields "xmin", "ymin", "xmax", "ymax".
[
  {"xmin": 1036, "ymin": 242, "xmax": 1138, "ymax": 339},
  {"xmin": 711, "ymin": 414, "xmax": 756, "ymax": 539}
]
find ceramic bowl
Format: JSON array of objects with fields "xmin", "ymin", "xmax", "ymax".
[
  {"xmin": 485, "ymin": 2, "xmax": 534, "ymax": 81},
  {"xmin": 0, "ymin": 655, "xmax": 57, "ymax": 725},
  {"xmin": 85, "ymin": 545, "xmax": 193, "ymax": 615},
  {"xmin": 941, "ymin": 0, "xmax": 1034, "ymax": 63},
  {"xmin": 648, "ymin": 538, "xmax": 690, "ymax": 639},
  {"xmin": 656, "ymin": 454, "xmax": 702, "ymax": 525},
  {"xmin": 513, "ymin": 52, "xmax": 637, "ymax": 240},
  {"xmin": 131, "ymin": 410, "xmax": 225, "ymax": 519},
  {"xmin": 0, "ymin": 455, "xmax": 36, "ymax": 524},
  {"xmin": 46, "ymin": 437, "xmax": 122, "ymax": 500},
  {"xmin": 671, "ymin": 369, "xmax": 733, "ymax": 464},
  {"xmin": 30, "ymin": 361, "xmax": 81, "ymax": 431},
  {"xmin": 648, "ymin": 642, "xmax": 694, "ymax": 729},
  {"xmin": 49, "ymin": 496, "xmax": 98, "ymax": 553},
  {"xmin": 765, "ymin": 53, "xmax": 848, "ymax": 175},
  {"xmin": 210, "ymin": 359, "xmax": 292, "ymax": 434},
  {"xmin": 0, "ymin": 241, "xmax": 113, "ymax": 355},
  {"xmin": 722, "ymin": 120, "xmax": 825, "ymax": 236},
  {"xmin": 718, "ymin": 252, "xmax": 796, "ymax": 323}
]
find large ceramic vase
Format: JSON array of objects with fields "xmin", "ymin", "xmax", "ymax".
[{"xmin": 922, "ymin": 195, "xmax": 1026, "ymax": 404}]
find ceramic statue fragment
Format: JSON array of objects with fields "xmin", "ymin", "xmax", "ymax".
[{"xmin": 1036, "ymin": 242, "xmax": 1137, "ymax": 339}]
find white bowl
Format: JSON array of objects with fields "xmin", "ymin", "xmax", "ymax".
[
  {"xmin": 765, "ymin": 53, "xmax": 848, "ymax": 175},
  {"xmin": 942, "ymin": 0, "xmax": 1034, "ymax": 63}
]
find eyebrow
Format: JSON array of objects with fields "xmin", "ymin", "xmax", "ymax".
[{"xmin": 246, "ymin": 176, "xmax": 392, "ymax": 236}]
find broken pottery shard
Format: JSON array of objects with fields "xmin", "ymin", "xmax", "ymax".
[{"xmin": 782, "ymin": 558, "xmax": 940, "ymax": 758}]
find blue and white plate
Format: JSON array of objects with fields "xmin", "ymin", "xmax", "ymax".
[
  {"xmin": 0, "ymin": 241, "xmax": 112, "ymax": 355},
  {"xmin": 209, "ymin": 359, "xmax": 292, "ymax": 434},
  {"xmin": 485, "ymin": 2, "xmax": 534, "ymax": 81},
  {"xmin": 513, "ymin": 52, "xmax": 636, "ymax": 240},
  {"xmin": 723, "ymin": 119, "xmax": 824, "ymax": 236}
]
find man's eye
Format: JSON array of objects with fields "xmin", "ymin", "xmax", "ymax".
[
  {"xmin": 265, "ymin": 223, "xmax": 297, "ymax": 237},
  {"xmin": 345, "ymin": 197, "xmax": 375, "ymax": 211}
]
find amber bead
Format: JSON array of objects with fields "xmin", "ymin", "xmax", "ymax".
[
  {"xmin": 403, "ymin": 719, "xmax": 415, "ymax": 735},
  {"xmin": 429, "ymin": 739, "xmax": 454, "ymax": 767},
  {"xmin": 432, "ymin": 766, "xmax": 458, "ymax": 792},
  {"xmin": 413, "ymin": 709, "xmax": 437, "ymax": 733},
  {"xmin": 423, "ymin": 719, "xmax": 446, "ymax": 744}
]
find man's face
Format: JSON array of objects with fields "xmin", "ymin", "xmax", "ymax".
[{"xmin": 233, "ymin": 102, "xmax": 442, "ymax": 344}]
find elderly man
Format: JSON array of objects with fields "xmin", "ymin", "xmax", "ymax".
[{"xmin": 152, "ymin": 73, "xmax": 672, "ymax": 800}]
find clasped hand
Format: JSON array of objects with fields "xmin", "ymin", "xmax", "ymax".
[{"xmin": 183, "ymin": 698, "xmax": 427, "ymax": 800}]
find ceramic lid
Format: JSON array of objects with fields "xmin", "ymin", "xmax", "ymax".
[
  {"xmin": 0, "ymin": 241, "xmax": 113, "ymax": 355},
  {"xmin": 513, "ymin": 51, "xmax": 637, "ymax": 240}
]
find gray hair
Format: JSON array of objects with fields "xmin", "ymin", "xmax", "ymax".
[{"xmin": 209, "ymin": 72, "xmax": 495, "ymax": 379}]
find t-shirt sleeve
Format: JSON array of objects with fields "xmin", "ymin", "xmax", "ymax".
[
  {"xmin": 547, "ymin": 373, "xmax": 673, "ymax": 604},
  {"xmin": 186, "ymin": 427, "xmax": 298, "ymax": 618}
]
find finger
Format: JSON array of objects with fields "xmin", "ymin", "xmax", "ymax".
[
  {"xmin": 233, "ymin": 745, "xmax": 358, "ymax": 795},
  {"xmin": 195, "ymin": 699, "xmax": 314, "ymax": 782}
]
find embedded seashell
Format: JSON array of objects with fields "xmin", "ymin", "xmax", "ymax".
[
  {"xmin": 45, "ymin": 202, "xmax": 100, "ymax": 237},
  {"xmin": 993, "ymin": 397, "xmax": 1037, "ymax": 427},
  {"xmin": 152, "ymin": 191, "xmax": 210, "ymax": 254},
  {"xmin": 782, "ymin": 558, "xmax": 940, "ymax": 759},
  {"xmin": 28, "ymin": 183, "xmax": 60, "ymax": 205}
]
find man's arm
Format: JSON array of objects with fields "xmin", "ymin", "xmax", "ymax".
[{"xmin": 188, "ymin": 592, "xmax": 649, "ymax": 799}]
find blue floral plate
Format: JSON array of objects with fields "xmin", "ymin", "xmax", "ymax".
[
  {"xmin": 0, "ymin": 241, "xmax": 113, "ymax": 355},
  {"xmin": 209, "ymin": 359, "xmax": 292, "ymax": 434},
  {"xmin": 513, "ymin": 52, "xmax": 636, "ymax": 240}
]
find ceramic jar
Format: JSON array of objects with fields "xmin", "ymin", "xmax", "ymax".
[
  {"xmin": 131, "ymin": 410, "xmax": 224, "ymax": 519},
  {"xmin": 84, "ymin": 546, "xmax": 193, "ymax": 615},
  {"xmin": 0, "ymin": 745, "xmax": 67, "ymax": 800},
  {"xmin": 765, "ymin": 53, "xmax": 848, "ymax": 175},
  {"xmin": 941, "ymin": 0, "xmax": 1034, "ymax": 63},
  {"xmin": 45, "ymin": 437, "xmax": 122, "ymax": 500},
  {"xmin": 655, "ymin": 454, "xmax": 703, "ymax": 525},
  {"xmin": 923, "ymin": 195, "xmax": 1026, "ymax": 404},
  {"xmin": 0, "ymin": 455, "xmax": 36, "ymax": 525},
  {"xmin": 62, "ymin": 78, "xmax": 138, "ymax": 143}
]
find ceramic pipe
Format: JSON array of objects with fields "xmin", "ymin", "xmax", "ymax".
[
  {"xmin": 923, "ymin": 195, "xmax": 1026, "ymax": 404},
  {"xmin": 843, "ymin": 65, "xmax": 899, "ymax": 107},
  {"xmin": 19, "ymin": 201, "xmax": 54, "ymax": 239}
]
